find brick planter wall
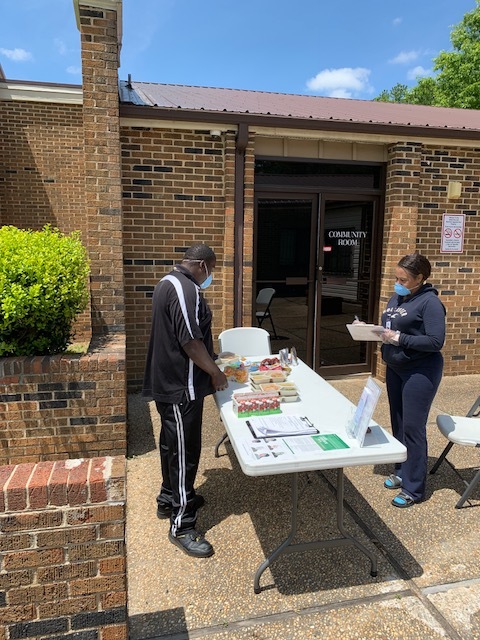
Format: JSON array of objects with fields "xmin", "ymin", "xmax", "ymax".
[
  {"xmin": 0, "ymin": 456, "xmax": 127, "ymax": 640},
  {"xmin": 0, "ymin": 336, "xmax": 126, "ymax": 466}
]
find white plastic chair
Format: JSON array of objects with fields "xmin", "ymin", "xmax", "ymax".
[
  {"xmin": 255, "ymin": 288, "xmax": 278, "ymax": 339},
  {"xmin": 215, "ymin": 327, "xmax": 272, "ymax": 457},
  {"xmin": 430, "ymin": 395, "xmax": 480, "ymax": 508},
  {"xmin": 218, "ymin": 326, "xmax": 272, "ymax": 357}
]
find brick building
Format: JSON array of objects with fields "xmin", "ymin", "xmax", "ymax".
[
  {"xmin": 0, "ymin": 2, "xmax": 479, "ymax": 636},
  {"xmin": 1, "ymin": 0, "xmax": 480, "ymax": 396}
]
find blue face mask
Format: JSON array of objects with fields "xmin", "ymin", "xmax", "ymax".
[
  {"xmin": 200, "ymin": 263, "xmax": 213, "ymax": 290},
  {"xmin": 394, "ymin": 282, "xmax": 411, "ymax": 296}
]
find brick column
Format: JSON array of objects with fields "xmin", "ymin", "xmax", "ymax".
[
  {"xmin": 76, "ymin": 0, "xmax": 125, "ymax": 335},
  {"xmin": 383, "ymin": 141, "xmax": 422, "ymax": 265},
  {"xmin": 242, "ymin": 133, "xmax": 256, "ymax": 327},
  {"xmin": 375, "ymin": 141, "xmax": 422, "ymax": 378}
]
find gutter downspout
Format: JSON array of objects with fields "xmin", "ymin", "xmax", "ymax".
[{"xmin": 234, "ymin": 123, "xmax": 249, "ymax": 326}]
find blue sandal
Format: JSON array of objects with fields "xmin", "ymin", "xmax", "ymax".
[
  {"xmin": 392, "ymin": 491, "xmax": 415, "ymax": 508},
  {"xmin": 384, "ymin": 474, "xmax": 402, "ymax": 490}
]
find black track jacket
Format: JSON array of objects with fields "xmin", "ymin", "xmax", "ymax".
[{"xmin": 142, "ymin": 265, "xmax": 215, "ymax": 403}]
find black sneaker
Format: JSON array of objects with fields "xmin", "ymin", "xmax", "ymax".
[
  {"xmin": 168, "ymin": 529, "xmax": 214, "ymax": 558},
  {"xmin": 156, "ymin": 494, "xmax": 205, "ymax": 520}
]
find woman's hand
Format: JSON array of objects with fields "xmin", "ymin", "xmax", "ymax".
[{"xmin": 382, "ymin": 329, "xmax": 401, "ymax": 345}]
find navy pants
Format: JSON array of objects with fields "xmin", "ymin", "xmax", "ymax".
[
  {"xmin": 386, "ymin": 353, "xmax": 443, "ymax": 501},
  {"xmin": 155, "ymin": 398, "xmax": 204, "ymax": 535}
]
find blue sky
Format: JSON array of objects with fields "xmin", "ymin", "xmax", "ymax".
[{"xmin": 0, "ymin": 0, "xmax": 476, "ymax": 99}]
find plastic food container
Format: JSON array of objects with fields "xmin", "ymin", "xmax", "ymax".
[
  {"xmin": 259, "ymin": 383, "xmax": 281, "ymax": 392},
  {"xmin": 281, "ymin": 394, "xmax": 299, "ymax": 403}
]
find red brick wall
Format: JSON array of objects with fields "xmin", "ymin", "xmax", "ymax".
[
  {"xmin": 0, "ymin": 336, "xmax": 126, "ymax": 465},
  {"xmin": 380, "ymin": 141, "xmax": 480, "ymax": 376},
  {"xmin": 0, "ymin": 100, "xmax": 85, "ymax": 233},
  {"xmin": 121, "ymin": 126, "xmax": 235, "ymax": 388},
  {"xmin": 0, "ymin": 456, "xmax": 127, "ymax": 640}
]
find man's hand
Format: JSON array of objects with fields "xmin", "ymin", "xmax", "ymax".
[
  {"xmin": 211, "ymin": 369, "xmax": 228, "ymax": 392},
  {"xmin": 183, "ymin": 339, "xmax": 229, "ymax": 390}
]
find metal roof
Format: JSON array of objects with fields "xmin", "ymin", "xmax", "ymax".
[{"xmin": 119, "ymin": 81, "xmax": 480, "ymax": 134}]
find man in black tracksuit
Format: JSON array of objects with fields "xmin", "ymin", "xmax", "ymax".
[
  {"xmin": 380, "ymin": 253, "xmax": 445, "ymax": 508},
  {"xmin": 143, "ymin": 244, "xmax": 228, "ymax": 557}
]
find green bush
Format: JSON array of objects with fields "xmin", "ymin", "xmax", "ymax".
[{"xmin": 0, "ymin": 225, "xmax": 90, "ymax": 356}]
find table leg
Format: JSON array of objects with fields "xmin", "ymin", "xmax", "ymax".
[
  {"xmin": 335, "ymin": 468, "xmax": 378, "ymax": 578},
  {"xmin": 253, "ymin": 469, "xmax": 378, "ymax": 594},
  {"xmin": 253, "ymin": 472, "xmax": 300, "ymax": 594}
]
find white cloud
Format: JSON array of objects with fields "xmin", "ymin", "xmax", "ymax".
[
  {"xmin": 0, "ymin": 47, "xmax": 33, "ymax": 62},
  {"xmin": 389, "ymin": 50, "xmax": 419, "ymax": 64},
  {"xmin": 55, "ymin": 39, "xmax": 67, "ymax": 55},
  {"xmin": 393, "ymin": 17, "xmax": 402, "ymax": 26},
  {"xmin": 306, "ymin": 67, "xmax": 373, "ymax": 98},
  {"xmin": 407, "ymin": 65, "xmax": 432, "ymax": 80},
  {"xmin": 66, "ymin": 66, "xmax": 81, "ymax": 76},
  {"xmin": 329, "ymin": 88, "xmax": 353, "ymax": 99}
]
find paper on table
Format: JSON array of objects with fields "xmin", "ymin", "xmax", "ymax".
[
  {"xmin": 346, "ymin": 323, "xmax": 384, "ymax": 341},
  {"xmin": 247, "ymin": 415, "xmax": 318, "ymax": 438}
]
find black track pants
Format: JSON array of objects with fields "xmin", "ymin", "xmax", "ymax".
[
  {"xmin": 155, "ymin": 398, "xmax": 204, "ymax": 535},
  {"xmin": 386, "ymin": 353, "xmax": 443, "ymax": 501}
]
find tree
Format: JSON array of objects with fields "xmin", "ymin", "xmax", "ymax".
[
  {"xmin": 434, "ymin": 3, "xmax": 480, "ymax": 108},
  {"xmin": 374, "ymin": 84, "xmax": 410, "ymax": 103},
  {"xmin": 407, "ymin": 77, "xmax": 438, "ymax": 106},
  {"xmin": 375, "ymin": 1, "xmax": 480, "ymax": 108}
]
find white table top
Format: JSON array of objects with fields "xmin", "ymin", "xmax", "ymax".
[{"xmin": 214, "ymin": 359, "xmax": 407, "ymax": 477}]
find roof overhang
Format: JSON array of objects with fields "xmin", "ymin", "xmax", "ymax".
[
  {"xmin": 119, "ymin": 104, "xmax": 480, "ymax": 143},
  {"xmin": 0, "ymin": 79, "xmax": 82, "ymax": 104}
]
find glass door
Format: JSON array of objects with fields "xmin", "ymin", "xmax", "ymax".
[
  {"xmin": 315, "ymin": 196, "xmax": 380, "ymax": 374},
  {"xmin": 254, "ymin": 195, "xmax": 318, "ymax": 367}
]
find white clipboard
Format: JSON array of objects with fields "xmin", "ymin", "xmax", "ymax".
[{"xmin": 346, "ymin": 323, "xmax": 384, "ymax": 342}]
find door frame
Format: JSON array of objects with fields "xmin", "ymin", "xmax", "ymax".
[
  {"xmin": 253, "ymin": 191, "xmax": 384, "ymax": 375},
  {"xmin": 315, "ymin": 193, "xmax": 383, "ymax": 376},
  {"xmin": 253, "ymin": 193, "xmax": 319, "ymax": 367}
]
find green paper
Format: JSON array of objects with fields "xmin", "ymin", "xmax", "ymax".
[{"xmin": 312, "ymin": 434, "xmax": 350, "ymax": 450}]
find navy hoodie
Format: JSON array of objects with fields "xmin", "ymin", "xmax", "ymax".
[{"xmin": 381, "ymin": 283, "xmax": 446, "ymax": 368}]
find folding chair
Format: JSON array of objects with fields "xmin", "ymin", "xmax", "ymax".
[
  {"xmin": 255, "ymin": 288, "xmax": 278, "ymax": 339},
  {"xmin": 430, "ymin": 395, "xmax": 480, "ymax": 508},
  {"xmin": 218, "ymin": 326, "xmax": 271, "ymax": 357},
  {"xmin": 214, "ymin": 327, "xmax": 272, "ymax": 457}
]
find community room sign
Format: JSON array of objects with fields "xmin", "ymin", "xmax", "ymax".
[
  {"xmin": 325, "ymin": 230, "xmax": 367, "ymax": 247},
  {"xmin": 440, "ymin": 214, "xmax": 465, "ymax": 253}
]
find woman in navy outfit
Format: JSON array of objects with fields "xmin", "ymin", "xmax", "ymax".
[{"xmin": 380, "ymin": 253, "xmax": 446, "ymax": 508}]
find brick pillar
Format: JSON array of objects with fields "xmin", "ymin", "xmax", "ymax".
[
  {"xmin": 383, "ymin": 141, "xmax": 422, "ymax": 261},
  {"xmin": 375, "ymin": 141, "xmax": 422, "ymax": 378},
  {"xmin": 222, "ymin": 131, "xmax": 237, "ymax": 330},
  {"xmin": 242, "ymin": 133, "xmax": 256, "ymax": 327},
  {"xmin": 76, "ymin": 0, "xmax": 125, "ymax": 335}
]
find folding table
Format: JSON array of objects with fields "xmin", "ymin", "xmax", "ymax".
[{"xmin": 214, "ymin": 359, "xmax": 407, "ymax": 593}]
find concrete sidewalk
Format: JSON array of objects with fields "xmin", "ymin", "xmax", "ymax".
[{"xmin": 126, "ymin": 373, "xmax": 480, "ymax": 640}]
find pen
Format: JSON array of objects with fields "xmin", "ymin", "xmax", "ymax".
[{"xmin": 246, "ymin": 420, "xmax": 256, "ymax": 439}]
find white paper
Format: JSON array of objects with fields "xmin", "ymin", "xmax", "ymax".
[
  {"xmin": 346, "ymin": 323, "xmax": 384, "ymax": 341},
  {"xmin": 240, "ymin": 434, "xmax": 329, "ymax": 461},
  {"xmin": 247, "ymin": 415, "xmax": 318, "ymax": 438}
]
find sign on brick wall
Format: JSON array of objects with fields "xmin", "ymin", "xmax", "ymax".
[{"xmin": 440, "ymin": 213, "xmax": 465, "ymax": 253}]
